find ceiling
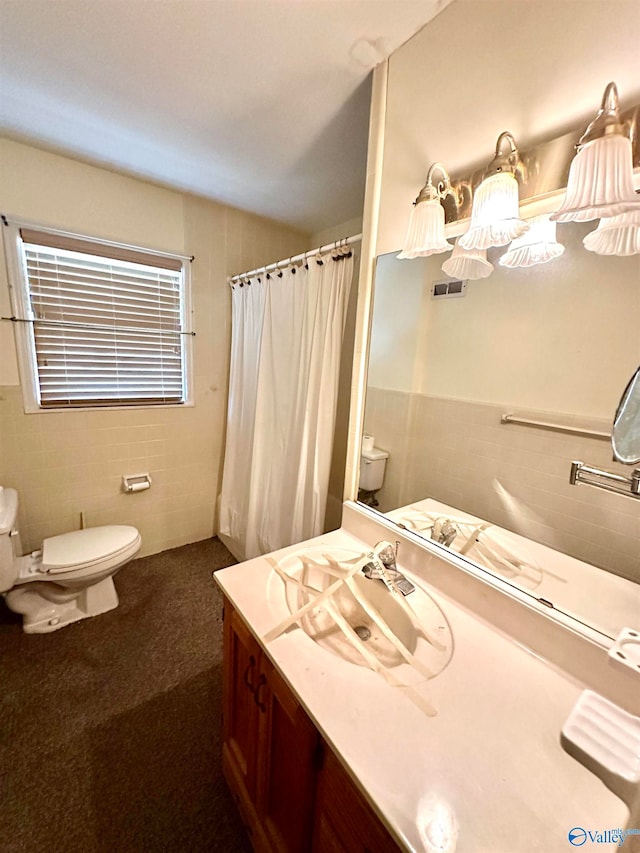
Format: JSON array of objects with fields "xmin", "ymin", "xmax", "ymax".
[{"xmin": 0, "ymin": 0, "xmax": 451, "ymax": 235}]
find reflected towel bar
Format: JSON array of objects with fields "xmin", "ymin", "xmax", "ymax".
[{"xmin": 501, "ymin": 413, "xmax": 611, "ymax": 441}]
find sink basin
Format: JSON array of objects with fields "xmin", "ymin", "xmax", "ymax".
[{"xmin": 267, "ymin": 548, "xmax": 453, "ymax": 685}]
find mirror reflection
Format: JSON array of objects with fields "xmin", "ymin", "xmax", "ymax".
[
  {"xmin": 360, "ymin": 222, "xmax": 640, "ymax": 640},
  {"xmin": 612, "ymin": 366, "xmax": 640, "ymax": 465}
]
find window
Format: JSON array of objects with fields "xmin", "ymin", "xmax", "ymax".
[{"xmin": 3, "ymin": 223, "xmax": 192, "ymax": 410}]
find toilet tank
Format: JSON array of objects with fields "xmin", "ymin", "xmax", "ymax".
[
  {"xmin": 0, "ymin": 486, "xmax": 20, "ymax": 592},
  {"xmin": 359, "ymin": 447, "xmax": 389, "ymax": 491}
]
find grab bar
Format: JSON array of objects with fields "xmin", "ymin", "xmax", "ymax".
[
  {"xmin": 570, "ymin": 460, "xmax": 640, "ymax": 500},
  {"xmin": 501, "ymin": 413, "xmax": 611, "ymax": 441}
]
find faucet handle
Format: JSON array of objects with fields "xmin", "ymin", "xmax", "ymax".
[
  {"xmin": 373, "ymin": 540, "xmax": 397, "ymax": 567},
  {"xmin": 432, "ymin": 518, "xmax": 458, "ymax": 547}
]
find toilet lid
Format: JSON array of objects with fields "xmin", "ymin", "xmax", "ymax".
[
  {"xmin": 42, "ymin": 525, "xmax": 140, "ymax": 572},
  {"xmin": 360, "ymin": 447, "xmax": 389, "ymax": 462}
]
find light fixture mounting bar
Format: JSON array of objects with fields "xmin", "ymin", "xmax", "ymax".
[{"xmin": 442, "ymin": 102, "xmax": 640, "ymax": 225}]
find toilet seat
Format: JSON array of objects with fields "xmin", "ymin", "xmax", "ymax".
[{"xmin": 42, "ymin": 526, "xmax": 141, "ymax": 576}]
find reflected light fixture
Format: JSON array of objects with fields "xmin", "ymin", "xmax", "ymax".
[
  {"xmin": 459, "ymin": 132, "xmax": 528, "ymax": 251},
  {"xmin": 441, "ymin": 237, "xmax": 493, "ymax": 280},
  {"xmin": 583, "ymin": 208, "xmax": 640, "ymax": 256},
  {"xmin": 499, "ymin": 215, "xmax": 565, "ymax": 268},
  {"xmin": 398, "ymin": 163, "xmax": 453, "ymax": 259},
  {"xmin": 551, "ymin": 82, "xmax": 640, "ymax": 223}
]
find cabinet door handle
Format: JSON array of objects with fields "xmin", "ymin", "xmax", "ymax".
[
  {"xmin": 243, "ymin": 654, "xmax": 257, "ymax": 693},
  {"xmin": 253, "ymin": 673, "xmax": 267, "ymax": 712}
]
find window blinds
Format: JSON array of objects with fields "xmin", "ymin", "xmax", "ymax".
[{"xmin": 21, "ymin": 233, "xmax": 186, "ymax": 407}]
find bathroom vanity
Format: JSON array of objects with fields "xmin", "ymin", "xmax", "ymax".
[
  {"xmin": 222, "ymin": 599, "xmax": 400, "ymax": 852},
  {"xmin": 215, "ymin": 502, "xmax": 637, "ymax": 853}
]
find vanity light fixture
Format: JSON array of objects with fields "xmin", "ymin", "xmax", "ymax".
[
  {"xmin": 499, "ymin": 215, "xmax": 565, "ymax": 268},
  {"xmin": 551, "ymin": 82, "xmax": 640, "ymax": 223},
  {"xmin": 583, "ymin": 208, "xmax": 640, "ymax": 256},
  {"xmin": 398, "ymin": 163, "xmax": 454, "ymax": 259},
  {"xmin": 441, "ymin": 237, "xmax": 493, "ymax": 280},
  {"xmin": 459, "ymin": 132, "xmax": 528, "ymax": 251}
]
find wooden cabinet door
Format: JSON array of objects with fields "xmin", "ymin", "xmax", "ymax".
[
  {"xmin": 222, "ymin": 602, "xmax": 265, "ymax": 843},
  {"xmin": 312, "ymin": 746, "xmax": 402, "ymax": 853},
  {"xmin": 255, "ymin": 659, "xmax": 320, "ymax": 853},
  {"xmin": 222, "ymin": 599, "xmax": 400, "ymax": 853}
]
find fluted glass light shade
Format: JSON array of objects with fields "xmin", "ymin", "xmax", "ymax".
[
  {"xmin": 583, "ymin": 209, "xmax": 640, "ymax": 256},
  {"xmin": 441, "ymin": 238, "xmax": 493, "ymax": 280},
  {"xmin": 459, "ymin": 132, "xmax": 528, "ymax": 251},
  {"xmin": 551, "ymin": 82, "xmax": 640, "ymax": 223},
  {"xmin": 499, "ymin": 216, "xmax": 565, "ymax": 268},
  {"xmin": 398, "ymin": 163, "xmax": 453, "ymax": 259}
]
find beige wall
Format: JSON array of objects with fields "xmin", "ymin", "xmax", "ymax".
[
  {"xmin": 0, "ymin": 138, "xmax": 309, "ymax": 556},
  {"xmin": 368, "ymin": 252, "xmax": 424, "ymax": 395},
  {"xmin": 309, "ymin": 217, "xmax": 362, "ymax": 254},
  {"xmin": 370, "ymin": 224, "xmax": 640, "ymax": 419}
]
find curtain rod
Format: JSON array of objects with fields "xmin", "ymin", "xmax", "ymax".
[{"xmin": 227, "ymin": 233, "xmax": 362, "ymax": 284}]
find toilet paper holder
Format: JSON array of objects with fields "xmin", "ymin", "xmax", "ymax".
[{"xmin": 122, "ymin": 473, "xmax": 152, "ymax": 493}]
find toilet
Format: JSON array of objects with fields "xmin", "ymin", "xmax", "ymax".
[
  {"xmin": 0, "ymin": 486, "xmax": 141, "ymax": 634},
  {"xmin": 358, "ymin": 446, "xmax": 389, "ymax": 508}
]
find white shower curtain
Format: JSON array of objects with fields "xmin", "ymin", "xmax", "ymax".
[{"xmin": 219, "ymin": 254, "xmax": 353, "ymax": 560}]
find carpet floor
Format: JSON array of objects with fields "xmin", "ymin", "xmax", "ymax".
[{"xmin": 0, "ymin": 537, "xmax": 253, "ymax": 853}]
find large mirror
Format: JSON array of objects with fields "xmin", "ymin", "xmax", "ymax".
[
  {"xmin": 612, "ymin": 366, "xmax": 640, "ymax": 465},
  {"xmin": 360, "ymin": 221, "xmax": 640, "ymax": 641}
]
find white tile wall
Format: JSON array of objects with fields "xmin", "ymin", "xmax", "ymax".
[{"xmin": 364, "ymin": 388, "xmax": 640, "ymax": 582}]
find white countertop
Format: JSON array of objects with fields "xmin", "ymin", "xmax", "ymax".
[{"xmin": 215, "ymin": 511, "xmax": 633, "ymax": 853}]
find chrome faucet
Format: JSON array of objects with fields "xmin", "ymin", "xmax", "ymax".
[
  {"xmin": 431, "ymin": 517, "xmax": 458, "ymax": 548},
  {"xmin": 361, "ymin": 540, "xmax": 415, "ymax": 596}
]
